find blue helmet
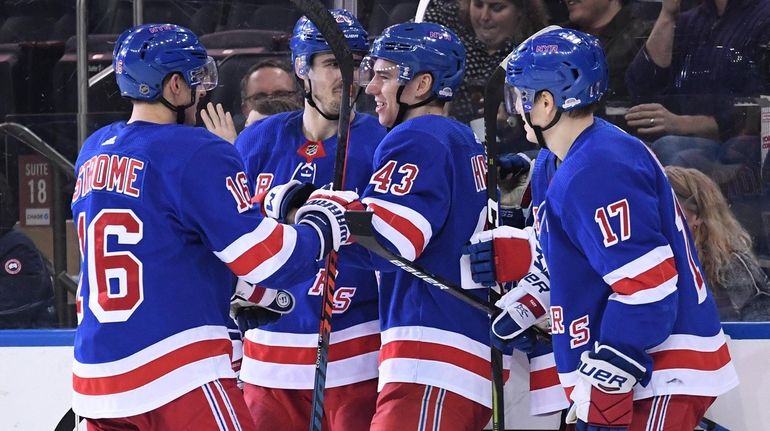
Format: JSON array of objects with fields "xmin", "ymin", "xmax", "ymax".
[
  {"xmin": 365, "ymin": 22, "xmax": 465, "ymax": 102},
  {"xmin": 290, "ymin": 9, "xmax": 369, "ymax": 76},
  {"xmin": 113, "ymin": 23, "xmax": 217, "ymax": 101},
  {"xmin": 504, "ymin": 28, "xmax": 607, "ymax": 113}
]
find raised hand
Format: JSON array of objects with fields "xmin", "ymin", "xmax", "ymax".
[{"xmin": 201, "ymin": 102, "xmax": 237, "ymax": 144}]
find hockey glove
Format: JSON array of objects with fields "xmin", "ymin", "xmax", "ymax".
[
  {"xmin": 498, "ymin": 153, "xmax": 534, "ymax": 229},
  {"xmin": 253, "ymin": 180, "xmax": 316, "ymax": 223},
  {"xmin": 567, "ymin": 343, "xmax": 646, "ymax": 430},
  {"xmin": 492, "ymin": 327, "xmax": 538, "ymax": 354},
  {"xmin": 230, "ymin": 279, "xmax": 295, "ymax": 333},
  {"xmin": 462, "ymin": 226, "xmax": 540, "ymax": 287},
  {"xmin": 295, "ymin": 189, "xmax": 364, "ymax": 259},
  {"xmin": 497, "ymin": 152, "xmax": 531, "ymax": 183},
  {"xmin": 492, "ymin": 269, "xmax": 550, "ymax": 339}
]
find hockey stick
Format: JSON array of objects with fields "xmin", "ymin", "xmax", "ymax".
[
  {"xmin": 484, "ymin": 55, "xmax": 509, "ymax": 431},
  {"xmin": 287, "ymin": 2, "xmax": 354, "ymax": 431},
  {"xmin": 347, "ymin": 211, "xmax": 556, "ymax": 344},
  {"xmin": 347, "ymin": 210, "xmax": 497, "ymax": 314},
  {"xmin": 414, "ymin": 0, "xmax": 431, "ymax": 22}
]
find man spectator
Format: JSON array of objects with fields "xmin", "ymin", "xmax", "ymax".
[
  {"xmin": 561, "ymin": 0, "xmax": 652, "ymax": 100},
  {"xmin": 238, "ymin": 58, "xmax": 299, "ymax": 129},
  {"xmin": 624, "ymin": 0, "xmax": 770, "ymax": 165}
]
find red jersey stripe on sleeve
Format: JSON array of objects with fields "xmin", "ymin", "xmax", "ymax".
[
  {"xmin": 226, "ymin": 224, "xmax": 285, "ymax": 276},
  {"xmin": 367, "ymin": 203, "xmax": 426, "ymax": 260},
  {"xmin": 611, "ymin": 257, "xmax": 678, "ymax": 296}
]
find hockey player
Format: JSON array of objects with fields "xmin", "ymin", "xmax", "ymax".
[
  {"xmin": 232, "ymin": 9, "xmax": 387, "ymax": 430},
  {"xmin": 70, "ymin": 24, "xmax": 353, "ymax": 430},
  {"xmin": 464, "ymin": 28, "xmax": 738, "ymax": 430},
  {"xmin": 292, "ymin": 22, "xmax": 496, "ymax": 429}
]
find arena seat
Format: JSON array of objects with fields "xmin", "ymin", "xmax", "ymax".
[
  {"xmin": 94, "ymin": 0, "xmax": 223, "ymax": 36},
  {"xmin": 367, "ymin": 0, "xmax": 418, "ymax": 37},
  {"xmin": 52, "ymin": 34, "xmax": 128, "ymax": 115}
]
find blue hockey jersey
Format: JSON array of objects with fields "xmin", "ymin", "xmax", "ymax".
[
  {"xmin": 531, "ymin": 118, "xmax": 738, "ymax": 400},
  {"xmin": 234, "ymin": 111, "xmax": 387, "ymax": 389},
  {"xmin": 70, "ymin": 121, "xmax": 325, "ymax": 418},
  {"xmin": 355, "ymin": 114, "xmax": 500, "ymax": 408}
]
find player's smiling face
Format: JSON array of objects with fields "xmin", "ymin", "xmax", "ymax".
[
  {"xmin": 306, "ymin": 52, "xmax": 343, "ymax": 116},
  {"xmin": 365, "ymin": 58, "xmax": 402, "ymax": 128}
]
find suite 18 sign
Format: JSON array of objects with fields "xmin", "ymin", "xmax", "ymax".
[{"xmin": 18, "ymin": 154, "xmax": 52, "ymax": 226}]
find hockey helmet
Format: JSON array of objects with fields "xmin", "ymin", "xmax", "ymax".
[
  {"xmin": 360, "ymin": 22, "xmax": 465, "ymax": 102},
  {"xmin": 113, "ymin": 24, "xmax": 217, "ymax": 101},
  {"xmin": 290, "ymin": 9, "xmax": 369, "ymax": 76},
  {"xmin": 504, "ymin": 28, "xmax": 607, "ymax": 114}
]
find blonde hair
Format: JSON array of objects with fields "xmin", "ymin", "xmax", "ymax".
[{"xmin": 665, "ymin": 166, "xmax": 754, "ymax": 286}]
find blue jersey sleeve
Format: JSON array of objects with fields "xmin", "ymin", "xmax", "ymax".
[{"xmin": 179, "ymin": 139, "xmax": 322, "ymax": 288}]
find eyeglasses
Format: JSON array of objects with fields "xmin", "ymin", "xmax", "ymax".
[{"xmin": 244, "ymin": 90, "xmax": 297, "ymax": 104}]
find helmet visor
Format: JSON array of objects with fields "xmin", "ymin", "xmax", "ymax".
[
  {"xmin": 357, "ymin": 56, "xmax": 408, "ymax": 88},
  {"xmin": 189, "ymin": 56, "xmax": 218, "ymax": 91},
  {"xmin": 503, "ymin": 84, "xmax": 533, "ymax": 115}
]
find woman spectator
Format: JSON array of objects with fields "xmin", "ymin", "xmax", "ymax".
[
  {"xmin": 425, "ymin": 0, "xmax": 549, "ymax": 125},
  {"xmin": 666, "ymin": 166, "xmax": 770, "ymax": 321}
]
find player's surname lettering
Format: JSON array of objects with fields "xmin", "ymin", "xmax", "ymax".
[{"xmin": 72, "ymin": 153, "xmax": 145, "ymax": 201}]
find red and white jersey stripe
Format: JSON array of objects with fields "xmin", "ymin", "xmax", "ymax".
[
  {"xmin": 604, "ymin": 245, "xmax": 679, "ymax": 305},
  {"xmin": 558, "ymin": 329, "xmax": 737, "ymax": 400},
  {"xmin": 72, "ymin": 325, "xmax": 235, "ymax": 418},
  {"xmin": 239, "ymin": 320, "xmax": 380, "ymax": 389},
  {"xmin": 528, "ymin": 352, "xmax": 569, "ymax": 415},
  {"xmin": 214, "ymin": 218, "xmax": 298, "ymax": 283},
  {"xmin": 378, "ymin": 326, "xmax": 512, "ymax": 408},
  {"xmin": 362, "ymin": 197, "xmax": 432, "ymax": 261}
]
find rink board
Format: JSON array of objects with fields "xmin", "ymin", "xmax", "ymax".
[{"xmin": 1, "ymin": 323, "xmax": 767, "ymax": 430}]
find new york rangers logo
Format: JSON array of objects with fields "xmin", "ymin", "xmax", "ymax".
[
  {"xmin": 4, "ymin": 258, "xmax": 21, "ymax": 275},
  {"xmin": 535, "ymin": 44, "xmax": 559, "ymax": 54}
]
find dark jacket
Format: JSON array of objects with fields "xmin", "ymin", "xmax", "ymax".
[{"xmin": 0, "ymin": 228, "xmax": 55, "ymax": 328}]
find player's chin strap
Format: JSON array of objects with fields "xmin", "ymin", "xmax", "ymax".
[
  {"xmin": 158, "ymin": 86, "xmax": 197, "ymax": 125},
  {"xmin": 304, "ymin": 80, "xmax": 339, "ymax": 120},
  {"xmin": 524, "ymin": 107, "xmax": 561, "ymax": 150},
  {"xmin": 391, "ymin": 85, "xmax": 435, "ymax": 130},
  {"xmin": 302, "ymin": 80, "xmax": 364, "ymax": 122}
]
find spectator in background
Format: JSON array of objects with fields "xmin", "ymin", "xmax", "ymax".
[
  {"xmin": 244, "ymin": 96, "xmax": 302, "ymax": 128},
  {"xmin": 238, "ymin": 58, "xmax": 299, "ymax": 129},
  {"xmin": 666, "ymin": 166, "xmax": 770, "ymax": 321},
  {"xmin": 624, "ymin": 0, "xmax": 770, "ymax": 166},
  {"xmin": 425, "ymin": 0, "xmax": 549, "ymax": 126},
  {"xmin": 561, "ymin": 0, "xmax": 652, "ymax": 101},
  {"xmin": 203, "ymin": 95, "xmax": 303, "ymax": 144},
  {"xmin": 0, "ymin": 173, "xmax": 56, "ymax": 329}
]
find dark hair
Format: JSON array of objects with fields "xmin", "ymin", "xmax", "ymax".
[
  {"xmin": 239, "ymin": 58, "xmax": 295, "ymax": 101},
  {"xmin": 0, "ymin": 173, "xmax": 18, "ymax": 233}
]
